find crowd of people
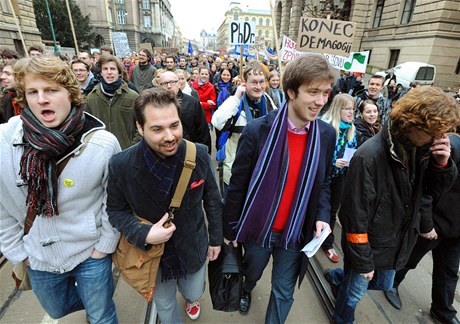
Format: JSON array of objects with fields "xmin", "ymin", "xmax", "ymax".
[{"xmin": 1, "ymin": 44, "xmax": 460, "ymax": 324}]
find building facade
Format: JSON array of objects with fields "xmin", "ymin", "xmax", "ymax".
[
  {"xmin": 216, "ymin": 1, "xmax": 274, "ymax": 52},
  {"xmin": 76, "ymin": 0, "xmax": 177, "ymax": 54},
  {"xmin": 199, "ymin": 29, "xmax": 217, "ymax": 51},
  {"xmin": 0, "ymin": 0, "xmax": 42, "ymax": 56},
  {"xmin": 274, "ymin": 0, "xmax": 460, "ymax": 88}
]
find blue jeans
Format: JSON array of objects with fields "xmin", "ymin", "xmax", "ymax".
[
  {"xmin": 243, "ymin": 232, "xmax": 302, "ymax": 324},
  {"xmin": 154, "ymin": 262, "xmax": 206, "ymax": 324},
  {"xmin": 327, "ymin": 261, "xmax": 395, "ymax": 324},
  {"xmin": 28, "ymin": 255, "xmax": 117, "ymax": 324}
]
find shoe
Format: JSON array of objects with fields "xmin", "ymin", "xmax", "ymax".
[
  {"xmin": 324, "ymin": 269, "xmax": 339, "ymax": 298},
  {"xmin": 185, "ymin": 301, "xmax": 200, "ymax": 320},
  {"xmin": 430, "ymin": 310, "xmax": 460, "ymax": 324},
  {"xmin": 325, "ymin": 248, "xmax": 340, "ymax": 262},
  {"xmin": 384, "ymin": 287, "xmax": 402, "ymax": 310},
  {"xmin": 239, "ymin": 290, "xmax": 251, "ymax": 314}
]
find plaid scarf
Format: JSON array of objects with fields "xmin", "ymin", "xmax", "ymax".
[
  {"xmin": 20, "ymin": 106, "xmax": 85, "ymax": 217},
  {"xmin": 236, "ymin": 101, "xmax": 321, "ymax": 249}
]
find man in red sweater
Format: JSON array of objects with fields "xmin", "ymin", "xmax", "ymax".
[{"xmin": 223, "ymin": 54, "xmax": 337, "ymax": 323}]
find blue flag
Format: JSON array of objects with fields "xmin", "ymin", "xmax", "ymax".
[{"xmin": 188, "ymin": 40, "xmax": 193, "ymax": 54}]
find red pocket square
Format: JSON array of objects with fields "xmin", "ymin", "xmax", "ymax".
[{"xmin": 190, "ymin": 179, "xmax": 204, "ymax": 189}]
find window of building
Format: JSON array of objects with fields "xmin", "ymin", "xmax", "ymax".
[
  {"xmin": 252, "ymin": 17, "xmax": 256, "ymax": 23},
  {"xmin": 258, "ymin": 30, "xmax": 262, "ymax": 37},
  {"xmin": 115, "ymin": 0, "xmax": 124, "ymax": 3},
  {"xmin": 373, "ymin": 0, "xmax": 385, "ymax": 28},
  {"xmin": 142, "ymin": 0, "xmax": 150, "ymax": 10},
  {"xmin": 265, "ymin": 30, "xmax": 269, "ymax": 37},
  {"xmin": 388, "ymin": 49, "xmax": 400, "ymax": 69},
  {"xmin": 0, "ymin": 0, "xmax": 12, "ymax": 14},
  {"xmin": 266, "ymin": 18, "xmax": 270, "ymax": 26},
  {"xmin": 233, "ymin": 12, "xmax": 239, "ymax": 20},
  {"xmin": 245, "ymin": 17, "xmax": 249, "ymax": 21},
  {"xmin": 108, "ymin": 9, "xmax": 113, "ymax": 23},
  {"xmin": 144, "ymin": 15, "xmax": 151, "ymax": 28},
  {"xmin": 259, "ymin": 18, "xmax": 263, "ymax": 25},
  {"xmin": 401, "ymin": 0, "xmax": 416, "ymax": 24},
  {"xmin": 117, "ymin": 10, "xmax": 127, "ymax": 24}
]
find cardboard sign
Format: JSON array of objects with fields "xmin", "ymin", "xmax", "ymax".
[
  {"xmin": 280, "ymin": 35, "xmax": 301, "ymax": 62},
  {"xmin": 43, "ymin": 45, "xmax": 76, "ymax": 58},
  {"xmin": 297, "ymin": 17, "xmax": 356, "ymax": 56},
  {"xmin": 323, "ymin": 51, "xmax": 369, "ymax": 73},
  {"xmin": 138, "ymin": 42, "xmax": 153, "ymax": 54},
  {"xmin": 153, "ymin": 47, "xmax": 179, "ymax": 55},
  {"xmin": 229, "ymin": 20, "xmax": 256, "ymax": 45},
  {"xmin": 112, "ymin": 32, "xmax": 131, "ymax": 57}
]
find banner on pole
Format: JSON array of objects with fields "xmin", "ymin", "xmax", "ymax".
[
  {"xmin": 229, "ymin": 20, "xmax": 256, "ymax": 45},
  {"xmin": 112, "ymin": 32, "xmax": 131, "ymax": 57},
  {"xmin": 297, "ymin": 17, "xmax": 356, "ymax": 56},
  {"xmin": 279, "ymin": 35, "xmax": 301, "ymax": 62},
  {"xmin": 323, "ymin": 51, "xmax": 369, "ymax": 73}
]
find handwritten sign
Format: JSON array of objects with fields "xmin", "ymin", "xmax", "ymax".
[
  {"xmin": 280, "ymin": 35, "xmax": 301, "ymax": 62},
  {"xmin": 112, "ymin": 32, "xmax": 131, "ymax": 57},
  {"xmin": 153, "ymin": 47, "xmax": 179, "ymax": 55},
  {"xmin": 323, "ymin": 51, "xmax": 369, "ymax": 73},
  {"xmin": 229, "ymin": 20, "xmax": 256, "ymax": 45},
  {"xmin": 297, "ymin": 17, "xmax": 356, "ymax": 56},
  {"xmin": 139, "ymin": 42, "xmax": 153, "ymax": 54}
]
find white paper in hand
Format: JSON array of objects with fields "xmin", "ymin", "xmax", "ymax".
[{"xmin": 301, "ymin": 225, "xmax": 331, "ymax": 258}]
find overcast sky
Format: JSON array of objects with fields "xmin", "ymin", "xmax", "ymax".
[{"xmin": 170, "ymin": 0, "xmax": 271, "ymax": 40}]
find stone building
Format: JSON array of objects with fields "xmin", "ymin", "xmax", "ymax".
[
  {"xmin": 200, "ymin": 29, "xmax": 217, "ymax": 51},
  {"xmin": 0, "ymin": 0, "xmax": 42, "ymax": 56},
  {"xmin": 76, "ymin": 0, "xmax": 177, "ymax": 53},
  {"xmin": 216, "ymin": 1, "xmax": 274, "ymax": 52},
  {"xmin": 274, "ymin": 0, "xmax": 460, "ymax": 87}
]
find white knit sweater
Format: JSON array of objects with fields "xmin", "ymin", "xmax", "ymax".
[{"xmin": 0, "ymin": 115, "xmax": 121, "ymax": 273}]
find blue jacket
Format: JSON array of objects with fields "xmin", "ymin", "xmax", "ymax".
[
  {"xmin": 223, "ymin": 109, "xmax": 336, "ymax": 284},
  {"xmin": 107, "ymin": 140, "xmax": 223, "ymax": 273}
]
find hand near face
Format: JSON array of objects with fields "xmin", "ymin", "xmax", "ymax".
[
  {"xmin": 430, "ymin": 135, "xmax": 451, "ymax": 166},
  {"xmin": 235, "ymin": 83, "xmax": 247, "ymax": 99}
]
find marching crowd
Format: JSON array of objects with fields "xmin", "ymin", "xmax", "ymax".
[{"xmin": 1, "ymin": 44, "xmax": 460, "ymax": 324}]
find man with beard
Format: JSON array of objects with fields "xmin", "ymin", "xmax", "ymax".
[
  {"xmin": 130, "ymin": 48, "xmax": 157, "ymax": 92},
  {"xmin": 158, "ymin": 71, "xmax": 210, "ymax": 152}
]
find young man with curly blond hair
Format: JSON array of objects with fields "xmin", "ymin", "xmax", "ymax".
[{"xmin": 326, "ymin": 86, "xmax": 460, "ymax": 324}]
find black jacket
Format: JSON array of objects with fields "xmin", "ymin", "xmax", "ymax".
[
  {"xmin": 420, "ymin": 134, "xmax": 460, "ymax": 238},
  {"xmin": 223, "ymin": 110, "xmax": 336, "ymax": 285},
  {"xmin": 107, "ymin": 140, "xmax": 223, "ymax": 273},
  {"xmin": 340, "ymin": 122, "xmax": 458, "ymax": 273},
  {"xmin": 177, "ymin": 90, "xmax": 211, "ymax": 152}
]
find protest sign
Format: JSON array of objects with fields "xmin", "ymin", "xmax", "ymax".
[
  {"xmin": 323, "ymin": 51, "xmax": 369, "ymax": 73},
  {"xmin": 139, "ymin": 42, "xmax": 153, "ymax": 54},
  {"xmin": 229, "ymin": 20, "xmax": 256, "ymax": 45},
  {"xmin": 112, "ymin": 32, "xmax": 131, "ymax": 57},
  {"xmin": 297, "ymin": 17, "xmax": 356, "ymax": 56},
  {"xmin": 153, "ymin": 47, "xmax": 179, "ymax": 55},
  {"xmin": 279, "ymin": 35, "xmax": 301, "ymax": 61}
]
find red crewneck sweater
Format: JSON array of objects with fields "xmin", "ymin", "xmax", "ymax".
[{"xmin": 272, "ymin": 131, "xmax": 308, "ymax": 232}]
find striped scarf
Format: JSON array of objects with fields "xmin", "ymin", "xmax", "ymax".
[
  {"xmin": 20, "ymin": 106, "xmax": 85, "ymax": 217},
  {"xmin": 236, "ymin": 101, "xmax": 321, "ymax": 249}
]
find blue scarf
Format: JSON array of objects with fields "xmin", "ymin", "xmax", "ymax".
[
  {"xmin": 235, "ymin": 101, "xmax": 321, "ymax": 249},
  {"xmin": 240, "ymin": 93, "xmax": 267, "ymax": 122},
  {"xmin": 217, "ymin": 80, "xmax": 231, "ymax": 107}
]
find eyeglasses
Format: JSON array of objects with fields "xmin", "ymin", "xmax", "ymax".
[
  {"xmin": 248, "ymin": 80, "xmax": 266, "ymax": 87},
  {"xmin": 159, "ymin": 80, "xmax": 178, "ymax": 87}
]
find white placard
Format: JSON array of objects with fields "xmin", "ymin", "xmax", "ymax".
[{"xmin": 228, "ymin": 20, "xmax": 256, "ymax": 45}]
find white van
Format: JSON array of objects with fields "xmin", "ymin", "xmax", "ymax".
[{"xmin": 376, "ymin": 62, "xmax": 436, "ymax": 89}]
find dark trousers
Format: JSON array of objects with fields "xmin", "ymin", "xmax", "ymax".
[
  {"xmin": 394, "ymin": 234, "xmax": 460, "ymax": 321},
  {"xmin": 322, "ymin": 173, "xmax": 346, "ymax": 250}
]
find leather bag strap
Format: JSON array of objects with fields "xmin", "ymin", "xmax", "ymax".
[{"xmin": 169, "ymin": 140, "xmax": 196, "ymax": 210}]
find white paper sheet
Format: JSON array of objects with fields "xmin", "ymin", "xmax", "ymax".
[{"xmin": 301, "ymin": 224, "xmax": 331, "ymax": 258}]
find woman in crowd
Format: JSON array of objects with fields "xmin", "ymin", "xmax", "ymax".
[
  {"xmin": 193, "ymin": 66, "xmax": 216, "ymax": 128},
  {"xmin": 209, "ymin": 63, "xmax": 218, "ymax": 84},
  {"xmin": 0, "ymin": 59, "xmax": 21, "ymax": 123},
  {"xmin": 0, "ymin": 55, "xmax": 120, "ymax": 323},
  {"xmin": 266, "ymin": 70, "xmax": 284, "ymax": 109},
  {"xmin": 175, "ymin": 69, "xmax": 198, "ymax": 100},
  {"xmin": 321, "ymin": 94, "xmax": 358, "ymax": 263},
  {"xmin": 354, "ymin": 99, "xmax": 382, "ymax": 145},
  {"xmin": 189, "ymin": 67, "xmax": 199, "ymax": 87},
  {"xmin": 213, "ymin": 67, "xmax": 234, "ymax": 150}
]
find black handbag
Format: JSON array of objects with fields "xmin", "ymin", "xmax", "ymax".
[{"xmin": 207, "ymin": 243, "xmax": 243, "ymax": 312}]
